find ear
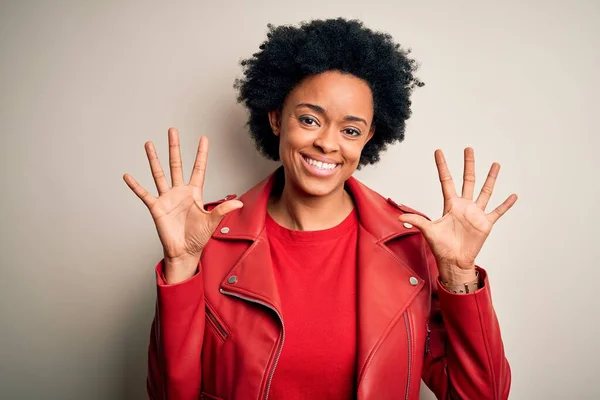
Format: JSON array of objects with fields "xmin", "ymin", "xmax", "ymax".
[
  {"xmin": 365, "ymin": 126, "xmax": 375, "ymax": 144},
  {"xmin": 267, "ymin": 110, "xmax": 281, "ymax": 136}
]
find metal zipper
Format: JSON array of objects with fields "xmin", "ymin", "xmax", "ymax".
[
  {"xmin": 403, "ymin": 312, "xmax": 412, "ymax": 400},
  {"xmin": 425, "ymin": 322, "xmax": 431, "ymax": 355},
  {"xmin": 219, "ymin": 288, "xmax": 285, "ymax": 400},
  {"xmin": 205, "ymin": 305, "xmax": 228, "ymax": 341}
]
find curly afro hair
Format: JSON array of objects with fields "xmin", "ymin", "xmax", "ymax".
[{"xmin": 234, "ymin": 17, "xmax": 424, "ymax": 168}]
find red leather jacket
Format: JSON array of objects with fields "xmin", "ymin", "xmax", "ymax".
[{"xmin": 147, "ymin": 168, "xmax": 511, "ymax": 400}]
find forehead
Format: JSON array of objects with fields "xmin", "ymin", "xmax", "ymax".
[{"xmin": 285, "ymin": 70, "xmax": 374, "ymax": 118}]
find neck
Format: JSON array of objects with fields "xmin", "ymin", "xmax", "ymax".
[{"xmin": 268, "ymin": 172, "xmax": 354, "ymax": 231}]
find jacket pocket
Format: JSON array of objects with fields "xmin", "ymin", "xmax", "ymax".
[
  {"xmin": 205, "ymin": 301, "xmax": 229, "ymax": 343},
  {"xmin": 200, "ymin": 391, "xmax": 225, "ymax": 400}
]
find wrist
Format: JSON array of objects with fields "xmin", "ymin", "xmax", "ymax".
[
  {"xmin": 164, "ymin": 253, "xmax": 201, "ymax": 284},
  {"xmin": 438, "ymin": 264, "xmax": 477, "ymax": 285}
]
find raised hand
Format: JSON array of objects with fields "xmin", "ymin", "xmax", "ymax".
[
  {"xmin": 398, "ymin": 147, "xmax": 517, "ymax": 284},
  {"xmin": 123, "ymin": 128, "xmax": 243, "ymax": 283}
]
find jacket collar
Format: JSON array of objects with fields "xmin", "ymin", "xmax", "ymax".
[
  {"xmin": 212, "ymin": 165, "xmax": 425, "ymax": 312},
  {"xmin": 212, "ymin": 166, "xmax": 420, "ymax": 244}
]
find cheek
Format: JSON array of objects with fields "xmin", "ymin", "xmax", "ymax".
[
  {"xmin": 277, "ymin": 131, "xmax": 301, "ymax": 164},
  {"xmin": 281, "ymin": 126, "xmax": 309, "ymax": 151},
  {"xmin": 341, "ymin": 141, "xmax": 367, "ymax": 162}
]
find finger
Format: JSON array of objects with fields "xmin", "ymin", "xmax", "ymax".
[
  {"xmin": 189, "ymin": 136, "xmax": 208, "ymax": 188},
  {"xmin": 168, "ymin": 128, "xmax": 184, "ymax": 187},
  {"xmin": 475, "ymin": 162, "xmax": 501, "ymax": 209},
  {"xmin": 145, "ymin": 141, "xmax": 170, "ymax": 195},
  {"xmin": 398, "ymin": 213, "xmax": 431, "ymax": 233},
  {"xmin": 434, "ymin": 149, "xmax": 457, "ymax": 206},
  {"xmin": 209, "ymin": 200, "xmax": 244, "ymax": 223},
  {"xmin": 461, "ymin": 147, "xmax": 476, "ymax": 200},
  {"xmin": 487, "ymin": 194, "xmax": 518, "ymax": 224},
  {"xmin": 123, "ymin": 173, "xmax": 157, "ymax": 209}
]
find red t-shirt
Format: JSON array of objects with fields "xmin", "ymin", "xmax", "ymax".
[{"xmin": 266, "ymin": 208, "xmax": 359, "ymax": 399}]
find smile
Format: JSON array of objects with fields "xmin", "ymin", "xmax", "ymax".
[
  {"xmin": 301, "ymin": 155, "xmax": 341, "ymax": 177},
  {"xmin": 302, "ymin": 156, "xmax": 339, "ymax": 170}
]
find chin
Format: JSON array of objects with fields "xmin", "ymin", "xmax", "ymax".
[
  {"xmin": 298, "ymin": 179, "xmax": 339, "ymax": 197},
  {"xmin": 295, "ymin": 166, "xmax": 348, "ymax": 197}
]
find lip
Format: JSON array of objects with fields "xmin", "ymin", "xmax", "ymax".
[{"xmin": 300, "ymin": 154, "xmax": 340, "ymax": 177}]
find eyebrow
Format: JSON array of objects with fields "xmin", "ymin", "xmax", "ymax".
[{"xmin": 295, "ymin": 103, "xmax": 368, "ymax": 126}]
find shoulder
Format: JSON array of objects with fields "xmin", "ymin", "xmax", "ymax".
[
  {"xmin": 348, "ymin": 175, "xmax": 431, "ymax": 221},
  {"xmin": 385, "ymin": 197, "xmax": 431, "ymax": 221},
  {"xmin": 203, "ymin": 194, "xmax": 238, "ymax": 212}
]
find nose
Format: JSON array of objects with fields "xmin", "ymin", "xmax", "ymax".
[{"xmin": 313, "ymin": 126, "xmax": 339, "ymax": 154}]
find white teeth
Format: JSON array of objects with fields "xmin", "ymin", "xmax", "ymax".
[{"xmin": 304, "ymin": 156, "xmax": 337, "ymax": 170}]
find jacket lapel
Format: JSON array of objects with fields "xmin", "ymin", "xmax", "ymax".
[
  {"xmin": 346, "ymin": 177, "xmax": 426, "ymax": 382},
  {"xmin": 211, "ymin": 170, "xmax": 283, "ymax": 314}
]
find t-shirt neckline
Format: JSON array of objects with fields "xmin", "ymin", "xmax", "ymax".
[{"xmin": 265, "ymin": 208, "xmax": 358, "ymax": 243}]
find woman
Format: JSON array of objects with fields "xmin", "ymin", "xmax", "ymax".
[{"xmin": 123, "ymin": 18, "xmax": 517, "ymax": 400}]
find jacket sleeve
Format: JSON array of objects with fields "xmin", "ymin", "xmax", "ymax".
[
  {"xmin": 147, "ymin": 259, "xmax": 205, "ymax": 400},
  {"xmin": 421, "ymin": 241, "xmax": 511, "ymax": 400}
]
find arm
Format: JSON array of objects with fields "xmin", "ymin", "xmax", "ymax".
[
  {"xmin": 421, "ymin": 242, "xmax": 511, "ymax": 400},
  {"xmin": 147, "ymin": 259, "xmax": 205, "ymax": 400},
  {"xmin": 124, "ymin": 129, "xmax": 240, "ymax": 399},
  {"xmin": 395, "ymin": 148, "xmax": 516, "ymax": 399}
]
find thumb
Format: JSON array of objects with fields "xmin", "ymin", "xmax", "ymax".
[
  {"xmin": 210, "ymin": 200, "xmax": 244, "ymax": 221},
  {"xmin": 398, "ymin": 213, "xmax": 430, "ymax": 232}
]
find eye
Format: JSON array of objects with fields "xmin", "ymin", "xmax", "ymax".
[
  {"xmin": 299, "ymin": 116, "xmax": 319, "ymax": 126},
  {"xmin": 344, "ymin": 128, "xmax": 361, "ymax": 137}
]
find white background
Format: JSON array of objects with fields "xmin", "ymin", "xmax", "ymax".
[{"xmin": 0, "ymin": 0, "xmax": 598, "ymax": 398}]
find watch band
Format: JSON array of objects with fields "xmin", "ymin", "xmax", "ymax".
[{"xmin": 441, "ymin": 270, "xmax": 479, "ymax": 294}]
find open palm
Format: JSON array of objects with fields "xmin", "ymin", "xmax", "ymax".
[
  {"xmin": 123, "ymin": 128, "xmax": 243, "ymax": 262},
  {"xmin": 399, "ymin": 148, "xmax": 518, "ymax": 271}
]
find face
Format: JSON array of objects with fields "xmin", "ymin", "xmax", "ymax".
[{"xmin": 268, "ymin": 70, "xmax": 375, "ymax": 198}]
